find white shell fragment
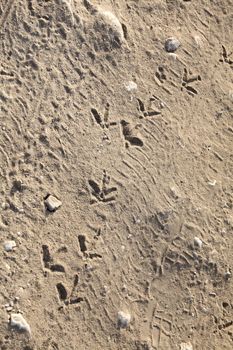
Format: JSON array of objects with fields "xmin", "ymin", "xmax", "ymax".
[
  {"xmin": 165, "ymin": 37, "xmax": 180, "ymax": 52},
  {"xmin": 4, "ymin": 240, "xmax": 16, "ymax": 252},
  {"xmin": 117, "ymin": 311, "xmax": 131, "ymax": 329},
  {"xmin": 194, "ymin": 236, "xmax": 203, "ymax": 249},
  {"xmin": 180, "ymin": 342, "xmax": 193, "ymax": 350},
  {"xmin": 45, "ymin": 195, "xmax": 62, "ymax": 212},
  {"xmin": 208, "ymin": 179, "xmax": 216, "ymax": 186},
  {"xmin": 10, "ymin": 313, "xmax": 31, "ymax": 334}
]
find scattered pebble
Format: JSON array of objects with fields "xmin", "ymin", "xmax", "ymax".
[
  {"xmin": 193, "ymin": 35, "xmax": 204, "ymax": 48},
  {"xmin": 98, "ymin": 10, "xmax": 124, "ymax": 44},
  {"xmin": 170, "ymin": 185, "xmax": 181, "ymax": 199},
  {"xmin": 10, "ymin": 313, "xmax": 31, "ymax": 334},
  {"xmin": 164, "ymin": 37, "xmax": 180, "ymax": 52},
  {"xmin": 125, "ymin": 81, "xmax": 138, "ymax": 92},
  {"xmin": 44, "ymin": 195, "xmax": 62, "ymax": 212},
  {"xmin": 133, "ymin": 216, "xmax": 141, "ymax": 224},
  {"xmin": 194, "ymin": 236, "xmax": 203, "ymax": 249},
  {"xmin": 180, "ymin": 342, "xmax": 193, "ymax": 350},
  {"xmin": 2, "ymin": 202, "xmax": 9, "ymax": 210},
  {"xmin": 117, "ymin": 311, "xmax": 131, "ymax": 329},
  {"xmin": 225, "ymin": 270, "xmax": 231, "ymax": 280},
  {"xmin": 167, "ymin": 52, "xmax": 177, "ymax": 60},
  {"xmin": 3, "ymin": 240, "xmax": 16, "ymax": 252},
  {"xmin": 5, "ymin": 305, "xmax": 13, "ymax": 312}
]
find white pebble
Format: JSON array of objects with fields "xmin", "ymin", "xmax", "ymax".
[
  {"xmin": 170, "ymin": 185, "xmax": 181, "ymax": 199},
  {"xmin": 194, "ymin": 237, "xmax": 203, "ymax": 249},
  {"xmin": 44, "ymin": 195, "xmax": 62, "ymax": 212},
  {"xmin": 125, "ymin": 81, "xmax": 138, "ymax": 92},
  {"xmin": 165, "ymin": 37, "xmax": 180, "ymax": 52},
  {"xmin": 168, "ymin": 52, "xmax": 177, "ymax": 60},
  {"xmin": 10, "ymin": 313, "xmax": 31, "ymax": 334},
  {"xmin": 98, "ymin": 10, "xmax": 124, "ymax": 44},
  {"xmin": 6, "ymin": 306, "xmax": 13, "ymax": 312},
  {"xmin": 193, "ymin": 35, "xmax": 204, "ymax": 48},
  {"xmin": 3, "ymin": 240, "xmax": 16, "ymax": 252},
  {"xmin": 117, "ymin": 311, "xmax": 131, "ymax": 329},
  {"xmin": 180, "ymin": 342, "xmax": 193, "ymax": 350}
]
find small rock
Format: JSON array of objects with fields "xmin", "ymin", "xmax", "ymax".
[
  {"xmin": 2, "ymin": 202, "xmax": 9, "ymax": 210},
  {"xmin": 194, "ymin": 236, "xmax": 203, "ymax": 249},
  {"xmin": 170, "ymin": 185, "xmax": 181, "ymax": 199},
  {"xmin": 193, "ymin": 35, "xmax": 204, "ymax": 48},
  {"xmin": 180, "ymin": 342, "xmax": 193, "ymax": 350},
  {"xmin": 44, "ymin": 195, "xmax": 62, "ymax": 212},
  {"xmin": 10, "ymin": 313, "xmax": 31, "ymax": 334},
  {"xmin": 6, "ymin": 306, "xmax": 13, "ymax": 312},
  {"xmin": 168, "ymin": 52, "xmax": 177, "ymax": 60},
  {"xmin": 125, "ymin": 81, "xmax": 138, "ymax": 92},
  {"xmin": 164, "ymin": 37, "xmax": 180, "ymax": 52},
  {"xmin": 117, "ymin": 311, "xmax": 131, "ymax": 329},
  {"xmin": 98, "ymin": 10, "xmax": 124, "ymax": 44},
  {"xmin": 225, "ymin": 270, "xmax": 231, "ymax": 280},
  {"xmin": 3, "ymin": 240, "xmax": 16, "ymax": 252}
]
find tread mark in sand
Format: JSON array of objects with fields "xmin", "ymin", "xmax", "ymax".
[{"xmin": 151, "ymin": 306, "xmax": 173, "ymax": 349}]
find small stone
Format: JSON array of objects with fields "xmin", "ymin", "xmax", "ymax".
[
  {"xmin": 165, "ymin": 37, "xmax": 180, "ymax": 52},
  {"xmin": 225, "ymin": 270, "xmax": 231, "ymax": 280},
  {"xmin": 180, "ymin": 342, "xmax": 193, "ymax": 350},
  {"xmin": 2, "ymin": 202, "xmax": 9, "ymax": 210},
  {"xmin": 194, "ymin": 237, "xmax": 203, "ymax": 249},
  {"xmin": 3, "ymin": 240, "xmax": 16, "ymax": 252},
  {"xmin": 98, "ymin": 10, "xmax": 124, "ymax": 44},
  {"xmin": 44, "ymin": 195, "xmax": 62, "ymax": 212},
  {"xmin": 168, "ymin": 52, "xmax": 177, "ymax": 60},
  {"xmin": 125, "ymin": 81, "xmax": 138, "ymax": 92},
  {"xmin": 193, "ymin": 35, "xmax": 204, "ymax": 48},
  {"xmin": 6, "ymin": 306, "xmax": 13, "ymax": 312},
  {"xmin": 170, "ymin": 185, "xmax": 181, "ymax": 199},
  {"xmin": 117, "ymin": 311, "xmax": 131, "ymax": 329},
  {"xmin": 10, "ymin": 313, "xmax": 31, "ymax": 334}
]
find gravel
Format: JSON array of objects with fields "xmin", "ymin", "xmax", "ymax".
[
  {"xmin": 165, "ymin": 37, "xmax": 180, "ymax": 52},
  {"xmin": 10, "ymin": 313, "xmax": 31, "ymax": 334},
  {"xmin": 117, "ymin": 311, "xmax": 131, "ymax": 329},
  {"xmin": 44, "ymin": 195, "xmax": 62, "ymax": 212}
]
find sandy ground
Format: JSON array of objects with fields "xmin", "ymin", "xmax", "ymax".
[{"xmin": 0, "ymin": 0, "xmax": 233, "ymax": 349}]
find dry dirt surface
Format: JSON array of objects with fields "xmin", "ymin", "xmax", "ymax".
[{"xmin": 0, "ymin": 1, "xmax": 233, "ymax": 349}]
